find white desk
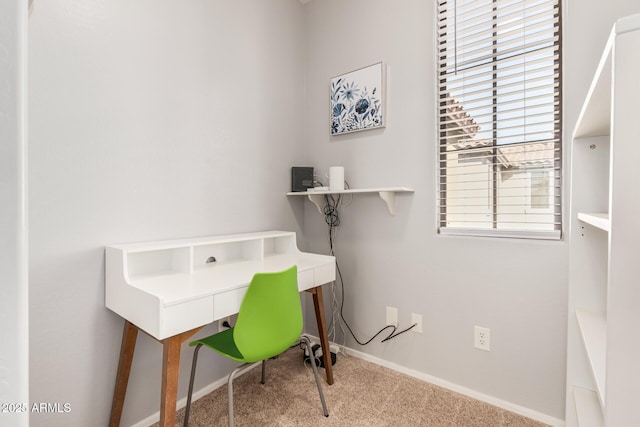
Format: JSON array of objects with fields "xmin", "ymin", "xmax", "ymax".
[{"xmin": 105, "ymin": 231, "xmax": 336, "ymax": 427}]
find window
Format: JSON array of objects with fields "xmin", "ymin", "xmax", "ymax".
[
  {"xmin": 437, "ymin": 0, "xmax": 562, "ymax": 239},
  {"xmin": 530, "ymin": 170, "xmax": 550, "ymax": 209}
]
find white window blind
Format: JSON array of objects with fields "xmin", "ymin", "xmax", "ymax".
[{"xmin": 437, "ymin": 0, "xmax": 562, "ymax": 239}]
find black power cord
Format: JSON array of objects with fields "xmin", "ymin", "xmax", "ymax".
[{"xmin": 323, "ymin": 194, "xmax": 416, "ymax": 346}]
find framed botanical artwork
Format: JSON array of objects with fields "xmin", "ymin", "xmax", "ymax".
[{"xmin": 330, "ymin": 62, "xmax": 385, "ymax": 135}]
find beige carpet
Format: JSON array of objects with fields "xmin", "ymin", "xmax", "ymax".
[{"xmin": 156, "ymin": 345, "xmax": 548, "ymax": 427}]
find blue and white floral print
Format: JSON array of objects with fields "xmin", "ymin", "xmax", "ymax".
[{"xmin": 330, "ymin": 63, "xmax": 384, "ymax": 135}]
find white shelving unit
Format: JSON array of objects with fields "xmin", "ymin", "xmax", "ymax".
[
  {"xmin": 286, "ymin": 186, "xmax": 414, "ymax": 215},
  {"xmin": 566, "ymin": 14, "xmax": 640, "ymax": 427}
]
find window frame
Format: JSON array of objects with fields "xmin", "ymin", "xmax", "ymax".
[{"xmin": 436, "ymin": 0, "xmax": 563, "ymax": 240}]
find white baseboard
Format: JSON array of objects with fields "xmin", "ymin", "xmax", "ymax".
[{"xmin": 328, "ymin": 341, "xmax": 565, "ymax": 427}]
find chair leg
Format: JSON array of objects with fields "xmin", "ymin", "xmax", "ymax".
[
  {"xmin": 261, "ymin": 359, "xmax": 266, "ymax": 384},
  {"xmin": 301, "ymin": 336, "xmax": 329, "ymax": 417},
  {"xmin": 227, "ymin": 370, "xmax": 235, "ymax": 427},
  {"xmin": 184, "ymin": 344, "xmax": 203, "ymax": 427},
  {"xmin": 226, "ymin": 363, "xmax": 251, "ymax": 427}
]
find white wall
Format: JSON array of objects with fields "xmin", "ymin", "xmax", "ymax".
[
  {"xmin": 0, "ymin": 1, "xmax": 29, "ymax": 426},
  {"xmin": 299, "ymin": 0, "xmax": 640, "ymax": 421},
  {"xmin": 27, "ymin": 0, "xmax": 306, "ymax": 425}
]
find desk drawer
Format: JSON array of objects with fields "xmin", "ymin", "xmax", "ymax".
[
  {"xmin": 214, "ymin": 287, "xmax": 247, "ymax": 320},
  {"xmin": 297, "ymin": 269, "xmax": 314, "ymax": 291},
  {"xmin": 314, "ymin": 262, "xmax": 335, "ymax": 286},
  {"xmin": 162, "ymin": 296, "xmax": 213, "ymax": 339}
]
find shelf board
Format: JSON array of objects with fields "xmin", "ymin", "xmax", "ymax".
[
  {"xmin": 287, "ymin": 187, "xmax": 414, "ymax": 216},
  {"xmin": 575, "ymin": 308, "xmax": 607, "ymax": 409},
  {"xmin": 573, "ymin": 32, "xmax": 613, "ymax": 139},
  {"xmin": 573, "ymin": 386, "xmax": 604, "ymax": 427},
  {"xmin": 573, "ymin": 14, "xmax": 640, "ymax": 139},
  {"xmin": 577, "ymin": 212, "xmax": 610, "ymax": 232},
  {"xmin": 286, "ymin": 186, "xmax": 414, "ymax": 196},
  {"xmin": 614, "ymin": 12, "xmax": 640, "ymax": 35}
]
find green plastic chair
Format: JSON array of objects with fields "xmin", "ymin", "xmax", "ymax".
[{"xmin": 183, "ymin": 265, "xmax": 329, "ymax": 427}]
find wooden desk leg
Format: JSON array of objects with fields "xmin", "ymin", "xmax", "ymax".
[
  {"xmin": 159, "ymin": 327, "xmax": 203, "ymax": 427},
  {"xmin": 109, "ymin": 322, "xmax": 203, "ymax": 427},
  {"xmin": 309, "ymin": 286, "xmax": 334, "ymax": 385},
  {"xmin": 160, "ymin": 336, "xmax": 181, "ymax": 427},
  {"xmin": 110, "ymin": 321, "xmax": 139, "ymax": 427}
]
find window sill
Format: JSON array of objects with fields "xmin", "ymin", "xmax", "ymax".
[{"xmin": 439, "ymin": 227, "xmax": 562, "ymax": 241}]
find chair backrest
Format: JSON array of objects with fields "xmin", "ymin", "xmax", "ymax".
[{"xmin": 232, "ymin": 265, "xmax": 302, "ymax": 362}]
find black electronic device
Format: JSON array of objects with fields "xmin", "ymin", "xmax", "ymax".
[{"xmin": 291, "ymin": 167, "xmax": 314, "ymax": 192}]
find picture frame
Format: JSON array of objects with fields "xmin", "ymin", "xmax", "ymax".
[{"xmin": 330, "ymin": 62, "xmax": 385, "ymax": 135}]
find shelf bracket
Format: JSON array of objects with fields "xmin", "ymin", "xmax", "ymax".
[
  {"xmin": 307, "ymin": 194, "xmax": 325, "ymax": 215},
  {"xmin": 378, "ymin": 191, "xmax": 396, "ymax": 215}
]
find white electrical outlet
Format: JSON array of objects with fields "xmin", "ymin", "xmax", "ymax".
[
  {"xmin": 411, "ymin": 313, "xmax": 423, "ymax": 333},
  {"xmin": 218, "ymin": 316, "xmax": 231, "ymax": 331},
  {"xmin": 386, "ymin": 306, "xmax": 398, "ymax": 327},
  {"xmin": 474, "ymin": 326, "xmax": 491, "ymax": 351}
]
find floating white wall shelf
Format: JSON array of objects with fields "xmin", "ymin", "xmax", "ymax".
[{"xmin": 287, "ymin": 187, "xmax": 414, "ymax": 216}]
